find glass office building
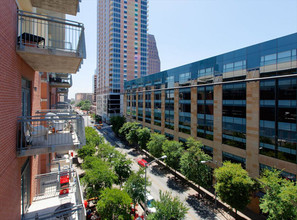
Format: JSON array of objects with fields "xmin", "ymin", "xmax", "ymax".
[{"xmin": 124, "ymin": 33, "xmax": 297, "ymax": 179}]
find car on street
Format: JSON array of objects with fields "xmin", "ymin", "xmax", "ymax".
[
  {"xmin": 137, "ymin": 158, "xmax": 148, "ymax": 167},
  {"xmin": 140, "ymin": 193, "xmax": 156, "ymax": 214}
]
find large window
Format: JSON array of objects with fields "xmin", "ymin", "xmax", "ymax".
[
  {"xmin": 126, "ymin": 93, "xmax": 131, "ymax": 115},
  {"xmin": 260, "ymin": 77, "xmax": 297, "ymax": 164},
  {"xmin": 145, "ymin": 92, "xmax": 151, "ymax": 124},
  {"xmin": 260, "ymin": 49, "xmax": 297, "ymax": 66},
  {"xmin": 179, "ymin": 88, "xmax": 191, "ymax": 134},
  {"xmin": 154, "ymin": 91, "xmax": 161, "ymax": 126},
  {"xmin": 222, "ymin": 82, "xmax": 246, "ymax": 149},
  {"xmin": 223, "ymin": 152, "xmax": 246, "ymax": 169},
  {"xmin": 165, "ymin": 90, "xmax": 174, "ymax": 130},
  {"xmin": 132, "ymin": 93, "xmax": 136, "ymax": 119},
  {"xmin": 197, "ymin": 86, "xmax": 213, "ymax": 140},
  {"xmin": 138, "ymin": 92, "xmax": 143, "ymax": 121}
]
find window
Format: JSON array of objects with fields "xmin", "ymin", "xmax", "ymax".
[
  {"xmin": 179, "ymin": 72, "xmax": 191, "ymax": 84},
  {"xmin": 179, "ymin": 88, "xmax": 191, "ymax": 134},
  {"xmin": 165, "ymin": 90, "xmax": 174, "ymax": 130}
]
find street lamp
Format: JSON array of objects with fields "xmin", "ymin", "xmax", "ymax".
[
  {"xmin": 144, "ymin": 155, "xmax": 167, "ymax": 215},
  {"xmin": 201, "ymin": 160, "xmax": 218, "ymax": 208}
]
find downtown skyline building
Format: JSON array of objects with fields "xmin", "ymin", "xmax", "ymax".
[
  {"xmin": 96, "ymin": 0, "xmax": 149, "ymax": 122},
  {"xmin": 148, "ymin": 34, "xmax": 160, "ymax": 75},
  {"xmin": 124, "ymin": 32, "xmax": 297, "ymax": 194}
]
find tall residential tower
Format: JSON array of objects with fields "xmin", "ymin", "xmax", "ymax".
[
  {"xmin": 148, "ymin": 34, "xmax": 160, "ymax": 75},
  {"xmin": 96, "ymin": 0, "xmax": 148, "ymax": 122}
]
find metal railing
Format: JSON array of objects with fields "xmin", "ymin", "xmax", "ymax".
[
  {"xmin": 49, "ymin": 73, "xmax": 73, "ymax": 87},
  {"xmin": 24, "ymin": 170, "xmax": 85, "ymax": 220},
  {"xmin": 51, "ymin": 102, "xmax": 71, "ymax": 110},
  {"xmin": 17, "ymin": 114, "xmax": 86, "ymax": 156},
  {"xmin": 57, "ymin": 88, "xmax": 69, "ymax": 93},
  {"xmin": 17, "ymin": 10, "xmax": 86, "ymax": 58}
]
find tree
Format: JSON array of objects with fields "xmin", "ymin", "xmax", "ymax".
[
  {"xmin": 70, "ymin": 100, "xmax": 75, "ymax": 105},
  {"xmin": 147, "ymin": 133, "xmax": 166, "ymax": 158},
  {"xmin": 77, "ymin": 143, "xmax": 96, "ymax": 160},
  {"xmin": 97, "ymin": 143, "xmax": 118, "ymax": 162},
  {"xmin": 180, "ymin": 137, "xmax": 212, "ymax": 188},
  {"xmin": 258, "ymin": 169, "xmax": 297, "ymax": 220},
  {"xmin": 85, "ymin": 127, "xmax": 103, "ymax": 146},
  {"xmin": 124, "ymin": 169, "xmax": 150, "ymax": 208},
  {"xmin": 96, "ymin": 188, "xmax": 132, "ymax": 220},
  {"xmin": 162, "ymin": 140, "xmax": 184, "ymax": 171},
  {"xmin": 136, "ymin": 127, "xmax": 151, "ymax": 150},
  {"xmin": 81, "ymin": 157, "xmax": 117, "ymax": 198},
  {"xmin": 119, "ymin": 122, "xmax": 140, "ymax": 139},
  {"xmin": 113, "ymin": 154, "xmax": 132, "ymax": 188},
  {"xmin": 147, "ymin": 191, "xmax": 188, "ymax": 220},
  {"xmin": 214, "ymin": 161, "xmax": 254, "ymax": 212},
  {"xmin": 110, "ymin": 116, "xmax": 126, "ymax": 135}
]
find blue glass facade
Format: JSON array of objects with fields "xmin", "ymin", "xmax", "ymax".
[{"xmin": 124, "ymin": 33, "xmax": 297, "ymax": 176}]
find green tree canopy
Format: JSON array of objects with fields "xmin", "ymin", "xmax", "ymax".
[
  {"xmin": 110, "ymin": 116, "xmax": 126, "ymax": 135},
  {"xmin": 96, "ymin": 188, "xmax": 132, "ymax": 220},
  {"xmin": 77, "ymin": 143, "xmax": 96, "ymax": 160},
  {"xmin": 180, "ymin": 137, "xmax": 211, "ymax": 188},
  {"xmin": 214, "ymin": 161, "xmax": 254, "ymax": 212},
  {"xmin": 147, "ymin": 191, "xmax": 188, "ymax": 220},
  {"xmin": 119, "ymin": 122, "xmax": 140, "ymax": 140},
  {"xmin": 147, "ymin": 133, "xmax": 166, "ymax": 158},
  {"xmin": 81, "ymin": 156, "xmax": 117, "ymax": 198},
  {"xmin": 162, "ymin": 140, "xmax": 184, "ymax": 171},
  {"xmin": 136, "ymin": 127, "xmax": 151, "ymax": 150},
  {"xmin": 85, "ymin": 127, "xmax": 103, "ymax": 146},
  {"xmin": 124, "ymin": 169, "xmax": 150, "ymax": 206},
  {"xmin": 113, "ymin": 153, "xmax": 132, "ymax": 188},
  {"xmin": 258, "ymin": 169, "xmax": 297, "ymax": 220}
]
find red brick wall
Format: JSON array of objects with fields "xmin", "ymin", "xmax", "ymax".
[{"xmin": 0, "ymin": 0, "xmax": 37, "ymax": 219}]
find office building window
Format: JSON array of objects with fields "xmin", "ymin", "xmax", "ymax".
[
  {"xmin": 222, "ymin": 82, "xmax": 246, "ymax": 149},
  {"xmin": 165, "ymin": 90, "xmax": 174, "ymax": 130},
  {"xmin": 138, "ymin": 92, "xmax": 143, "ymax": 121},
  {"xmin": 154, "ymin": 91, "xmax": 161, "ymax": 126},
  {"xmin": 179, "ymin": 88, "xmax": 191, "ymax": 134},
  {"xmin": 197, "ymin": 86, "xmax": 213, "ymax": 140},
  {"xmin": 145, "ymin": 92, "xmax": 151, "ymax": 123},
  {"xmin": 223, "ymin": 152, "xmax": 246, "ymax": 169},
  {"xmin": 260, "ymin": 77, "xmax": 297, "ymax": 164}
]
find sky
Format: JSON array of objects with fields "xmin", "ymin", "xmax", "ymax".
[{"xmin": 67, "ymin": 0, "xmax": 297, "ymax": 99}]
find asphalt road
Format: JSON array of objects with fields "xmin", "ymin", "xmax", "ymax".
[{"xmin": 96, "ymin": 124, "xmax": 224, "ymax": 220}]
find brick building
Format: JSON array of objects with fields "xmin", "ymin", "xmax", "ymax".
[
  {"xmin": 0, "ymin": 0, "xmax": 86, "ymax": 218},
  {"xmin": 148, "ymin": 34, "xmax": 160, "ymax": 75},
  {"xmin": 124, "ymin": 32, "xmax": 297, "ymax": 189}
]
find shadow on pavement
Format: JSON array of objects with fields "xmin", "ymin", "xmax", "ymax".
[
  {"xmin": 166, "ymin": 176, "xmax": 189, "ymax": 193},
  {"xmin": 128, "ymin": 149, "xmax": 142, "ymax": 157},
  {"xmin": 150, "ymin": 164, "xmax": 169, "ymax": 177},
  {"xmin": 186, "ymin": 195, "xmax": 217, "ymax": 220}
]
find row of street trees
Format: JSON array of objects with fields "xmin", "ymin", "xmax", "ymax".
[
  {"xmin": 76, "ymin": 99, "xmax": 91, "ymax": 111},
  {"xmin": 113, "ymin": 119, "xmax": 297, "ymax": 220},
  {"xmin": 78, "ymin": 127, "xmax": 188, "ymax": 219}
]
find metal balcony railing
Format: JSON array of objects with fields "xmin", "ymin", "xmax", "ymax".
[
  {"xmin": 23, "ymin": 170, "xmax": 86, "ymax": 220},
  {"xmin": 57, "ymin": 88, "xmax": 69, "ymax": 94},
  {"xmin": 17, "ymin": 10, "xmax": 86, "ymax": 73},
  {"xmin": 49, "ymin": 73, "xmax": 73, "ymax": 88},
  {"xmin": 51, "ymin": 102, "xmax": 71, "ymax": 110},
  {"xmin": 36, "ymin": 109, "xmax": 76, "ymax": 117},
  {"xmin": 17, "ymin": 114, "xmax": 85, "ymax": 157}
]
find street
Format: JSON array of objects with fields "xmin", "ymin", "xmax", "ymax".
[{"xmin": 97, "ymin": 124, "xmax": 228, "ymax": 220}]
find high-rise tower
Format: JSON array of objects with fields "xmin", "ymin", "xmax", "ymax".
[
  {"xmin": 96, "ymin": 0, "xmax": 148, "ymax": 122},
  {"xmin": 148, "ymin": 34, "xmax": 160, "ymax": 75}
]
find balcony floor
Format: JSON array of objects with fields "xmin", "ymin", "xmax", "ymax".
[
  {"xmin": 17, "ymin": 46, "xmax": 82, "ymax": 73},
  {"xmin": 50, "ymin": 82, "xmax": 72, "ymax": 88},
  {"xmin": 24, "ymin": 184, "xmax": 80, "ymax": 220},
  {"xmin": 19, "ymin": 132, "xmax": 81, "ymax": 157}
]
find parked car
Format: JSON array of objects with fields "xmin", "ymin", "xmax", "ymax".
[
  {"xmin": 137, "ymin": 158, "xmax": 148, "ymax": 167},
  {"xmin": 140, "ymin": 193, "xmax": 156, "ymax": 214}
]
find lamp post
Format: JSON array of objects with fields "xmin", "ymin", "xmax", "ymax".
[
  {"xmin": 201, "ymin": 160, "xmax": 218, "ymax": 208},
  {"xmin": 144, "ymin": 155, "xmax": 167, "ymax": 215}
]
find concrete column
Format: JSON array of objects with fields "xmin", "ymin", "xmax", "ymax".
[
  {"xmin": 174, "ymin": 84, "xmax": 179, "ymax": 141},
  {"xmin": 123, "ymin": 93, "xmax": 127, "ymax": 117},
  {"xmin": 142, "ymin": 89, "xmax": 146, "ymax": 126},
  {"xmin": 191, "ymin": 86, "xmax": 197, "ymax": 138},
  {"xmin": 161, "ymin": 85, "xmax": 166, "ymax": 134},
  {"xmin": 151, "ymin": 86, "xmax": 155, "ymax": 127},
  {"xmin": 246, "ymin": 70, "xmax": 260, "ymax": 177},
  {"xmin": 135, "ymin": 91, "xmax": 138, "ymax": 121},
  {"xmin": 213, "ymin": 82, "xmax": 223, "ymax": 165}
]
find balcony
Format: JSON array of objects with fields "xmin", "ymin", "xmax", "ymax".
[
  {"xmin": 35, "ymin": 109, "xmax": 76, "ymax": 116},
  {"xmin": 31, "ymin": 0, "xmax": 80, "ymax": 16},
  {"xmin": 52, "ymin": 102, "xmax": 71, "ymax": 110},
  {"xmin": 49, "ymin": 73, "xmax": 72, "ymax": 88},
  {"xmin": 16, "ymin": 10, "xmax": 86, "ymax": 73},
  {"xmin": 23, "ymin": 170, "xmax": 86, "ymax": 219},
  {"xmin": 17, "ymin": 114, "xmax": 86, "ymax": 157},
  {"xmin": 57, "ymin": 88, "xmax": 69, "ymax": 94}
]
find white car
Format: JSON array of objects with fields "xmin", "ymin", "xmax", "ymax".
[{"xmin": 145, "ymin": 193, "xmax": 156, "ymax": 213}]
